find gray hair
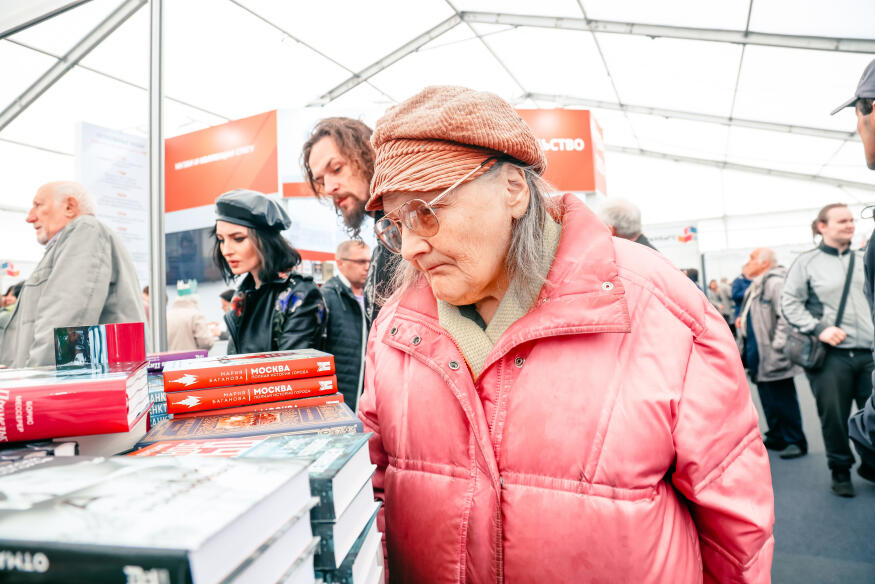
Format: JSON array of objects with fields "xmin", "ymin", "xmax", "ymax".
[
  {"xmin": 45, "ymin": 181, "xmax": 97, "ymax": 215},
  {"xmin": 384, "ymin": 160, "xmax": 557, "ymax": 305},
  {"xmin": 596, "ymin": 197, "xmax": 642, "ymax": 239},
  {"xmin": 756, "ymin": 248, "xmax": 777, "ymax": 267}
]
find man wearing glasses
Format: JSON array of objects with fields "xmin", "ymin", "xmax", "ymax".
[
  {"xmin": 836, "ymin": 58, "xmax": 875, "ymax": 485},
  {"xmin": 322, "ymin": 240, "xmax": 371, "ymax": 411},
  {"xmin": 302, "ymin": 117, "xmax": 394, "ymax": 326}
]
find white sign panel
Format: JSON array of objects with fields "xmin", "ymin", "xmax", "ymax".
[{"xmin": 75, "ymin": 122, "xmax": 149, "ymax": 286}]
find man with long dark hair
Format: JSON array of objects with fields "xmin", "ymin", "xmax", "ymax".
[{"xmin": 302, "ymin": 117, "xmax": 394, "ymax": 325}]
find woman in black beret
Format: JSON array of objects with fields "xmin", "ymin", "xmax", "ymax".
[{"xmin": 213, "ymin": 189, "xmax": 327, "ymax": 354}]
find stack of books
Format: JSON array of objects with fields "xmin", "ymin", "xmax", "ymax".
[
  {"xmin": 145, "ymin": 350, "xmax": 209, "ymax": 427},
  {"xmin": 130, "ymin": 432, "xmax": 384, "ymax": 584},
  {"xmin": 0, "ymin": 361, "xmax": 149, "ymax": 455},
  {"xmin": 0, "ymin": 455, "xmax": 320, "ymax": 583},
  {"xmin": 135, "ymin": 350, "xmax": 361, "ymax": 446}
]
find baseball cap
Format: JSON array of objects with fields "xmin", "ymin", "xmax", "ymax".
[{"xmin": 830, "ymin": 58, "xmax": 875, "ymax": 115}]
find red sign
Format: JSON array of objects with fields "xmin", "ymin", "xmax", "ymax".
[
  {"xmin": 516, "ymin": 109, "xmax": 606, "ymax": 194},
  {"xmin": 165, "ymin": 111, "xmax": 278, "ymax": 212}
]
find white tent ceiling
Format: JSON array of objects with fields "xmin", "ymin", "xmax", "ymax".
[{"xmin": 2, "ymin": 0, "xmax": 875, "ymax": 266}]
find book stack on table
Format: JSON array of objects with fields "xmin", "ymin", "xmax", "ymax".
[
  {"xmin": 130, "ymin": 432, "xmax": 384, "ymax": 584},
  {"xmin": 145, "ymin": 350, "xmax": 209, "ymax": 427},
  {"xmin": 0, "ymin": 455, "xmax": 320, "ymax": 583},
  {"xmin": 136, "ymin": 350, "xmax": 361, "ymax": 446},
  {"xmin": 0, "ymin": 361, "xmax": 150, "ymax": 456}
]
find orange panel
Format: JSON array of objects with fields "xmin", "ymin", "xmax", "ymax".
[{"xmin": 516, "ymin": 109, "xmax": 596, "ymax": 192}]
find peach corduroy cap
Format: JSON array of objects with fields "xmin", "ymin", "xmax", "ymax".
[{"xmin": 366, "ymin": 86, "xmax": 547, "ymax": 212}]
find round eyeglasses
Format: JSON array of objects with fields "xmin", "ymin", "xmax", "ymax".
[{"xmin": 374, "ymin": 157, "xmax": 497, "ymax": 254}]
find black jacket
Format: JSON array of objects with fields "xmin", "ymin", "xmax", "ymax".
[
  {"xmin": 322, "ymin": 275, "xmax": 367, "ymax": 411},
  {"xmin": 225, "ymin": 272, "xmax": 327, "ymax": 355},
  {"xmin": 363, "ymin": 211, "xmax": 397, "ymax": 326}
]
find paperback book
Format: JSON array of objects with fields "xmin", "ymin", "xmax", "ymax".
[
  {"xmin": 169, "ymin": 393, "xmax": 343, "ymax": 420},
  {"xmin": 165, "ymin": 375, "xmax": 338, "ymax": 414},
  {"xmin": 136, "ymin": 402, "xmax": 361, "ymax": 446},
  {"xmin": 0, "ymin": 455, "xmax": 312, "ymax": 583},
  {"xmin": 147, "ymin": 350, "xmax": 208, "ymax": 373},
  {"xmin": 162, "ymin": 350, "xmax": 335, "ymax": 391},
  {"xmin": 0, "ymin": 362, "xmax": 148, "ymax": 443}
]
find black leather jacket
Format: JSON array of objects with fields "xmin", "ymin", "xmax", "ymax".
[{"xmin": 225, "ymin": 272, "xmax": 327, "ymax": 354}]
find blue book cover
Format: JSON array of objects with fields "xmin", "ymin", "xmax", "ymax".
[
  {"xmin": 137, "ymin": 402, "xmax": 362, "ymax": 446},
  {"xmin": 317, "ymin": 504, "xmax": 382, "ymax": 584}
]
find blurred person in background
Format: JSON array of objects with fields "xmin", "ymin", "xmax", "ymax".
[
  {"xmin": 322, "ymin": 240, "xmax": 370, "ymax": 411},
  {"xmin": 732, "ymin": 266, "xmax": 753, "ymax": 321},
  {"xmin": 736, "ymin": 248, "xmax": 807, "ymax": 459},
  {"xmin": 596, "ymin": 197, "xmax": 657, "ymax": 250},
  {"xmin": 166, "ymin": 280, "xmax": 215, "ymax": 352},
  {"xmin": 213, "ymin": 189, "xmax": 326, "ymax": 354},
  {"xmin": 707, "ymin": 278, "xmax": 734, "ymax": 328},
  {"xmin": 782, "ymin": 203, "xmax": 873, "ymax": 497},
  {"xmin": 0, "ymin": 281, "xmax": 23, "ymax": 348},
  {"xmin": 835, "ymin": 58, "xmax": 875, "ymax": 484},
  {"xmin": 0, "ymin": 181, "xmax": 145, "ymax": 368},
  {"xmin": 302, "ymin": 117, "xmax": 395, "ymax": 325},
  {"xmin": 142, "ymin": 285, "xmax": 150, "ymax": 329},
  {"xmin": 358, "ymin": 86, "xmax": 773, "ymax": 583}
]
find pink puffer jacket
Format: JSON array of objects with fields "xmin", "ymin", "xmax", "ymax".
[{"xmin": 359, "ymin": 194, "xmax": 774, "ymax": 583}]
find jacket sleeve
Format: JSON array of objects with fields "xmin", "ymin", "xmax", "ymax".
[
  {"xmin": 277, "ymin": 284, "xmax": 327, "ymax": 351},
  {"xmin": 29, "ymin": 221, "xmax": 112, "ymax": 367},
  {"xmin": 671, "ymin": 304, "xmax": 775, "ymax": 584},
  {"xmin": 849, "ymin": 392, "xmax": 875, "ymax": 468},
  {"xmin": 357, "ymin": 325, "xmax": 390, "ymax": 571},
  {"xmin": 781, "ymin": 257, "xmax": 826, "ymax": 335},
  {"xmin": 767, "ymin": 277, "xmax": 791, "ymax": 351}
]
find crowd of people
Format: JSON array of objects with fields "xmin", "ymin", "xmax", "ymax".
[{"xmin": 0, "ymin": 58, "xmax": 874, "ymax": 582}]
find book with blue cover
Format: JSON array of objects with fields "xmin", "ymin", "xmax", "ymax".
[
  {"xmin": 136, "ymin": 402, "xmax": 362, "ymax": 446},
  {"xmin": 317, "ymin": 503, "xmax": 382, "ymax": 584},
  {"xmin": 312, "ymin": 482, "xmax": 380, "ymax": 570},
  {"xmin": 241, "ymin": 432, "xmax": 374, "ymax": 522}
]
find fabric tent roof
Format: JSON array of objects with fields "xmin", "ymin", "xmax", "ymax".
[{"xmin": 2, "ymin": 0, "xmax": 874, "ymax": 265}]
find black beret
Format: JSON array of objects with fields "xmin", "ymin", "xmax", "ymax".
[{"xmin": 215, "ymin": 189, "xmax": 291, "ymax": 231}]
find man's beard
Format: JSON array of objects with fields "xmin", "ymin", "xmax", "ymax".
[{"xmin": 339, "ymin": 199, "xmax": 367, "ymax": 236}]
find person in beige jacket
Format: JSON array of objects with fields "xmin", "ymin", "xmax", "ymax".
[
  {"xmin": 0, "ymin": 181, "xmax": 145, "ymax": 368},
  {"xmin": 166, "ymin": 280, "xmax": 215, "ymax": 351}
]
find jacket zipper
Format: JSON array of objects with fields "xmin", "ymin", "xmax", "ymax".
[{"xmin": 497, "ymin": 473, "xmax": 504, "ymax": 583}]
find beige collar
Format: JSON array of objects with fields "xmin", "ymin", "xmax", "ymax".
[{"xmin": 437, "ymin": 216, "xmax": 562, "ymax": 379}]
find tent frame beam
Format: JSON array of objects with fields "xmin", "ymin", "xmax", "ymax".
[
  {"xmin": 525, "ymin": 93, "xmax": 857, "ymax": 141},
  {"xmin": 0, "ymin": 0, "xmax": 146, "ymax": 132},
  {"xmin": 308, "ymin": 14, "xmax": 462, "ymax": 106},
  {"xmin": 460, "ymin": 12, "xmax": 875, "ymax": 53},
  {"xmin": 606, "ymin": 145, "xmax": 875, "ymax": 192}
]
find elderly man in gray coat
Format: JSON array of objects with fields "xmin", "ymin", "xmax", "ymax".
[
  {"xmin": 737, "ymin": 248, "xmax": 808, "ymax": 460},
  {"xmin": 0, "ymin": 181, "xmax": 145, "ymax": 368}
]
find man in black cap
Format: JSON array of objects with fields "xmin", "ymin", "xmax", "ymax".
[
  {"xmin": 301, "ymin": 118, "xmax": 394, "ymax": 326},
  {"xmin": 834, "ymin": 58, "xmax": 875, "ymax": 485}
]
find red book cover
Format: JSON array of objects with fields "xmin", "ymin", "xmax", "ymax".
[
  {"xmin": 170, "ymin": 393, "xmax": 344, "ymax": 420},
  {"xmin": 165, "ymin": 375, "xmax": 338, "ymax": 414},
  {"xmin": 162, "ymin": 350, "xmax": 335, "ymax": 390},
  {"xmin": 129, "ymin": 437, "xmax": 268, "ymax": 457},
  {"xmin": 0, "ymin": 362, "xmax": 148, "ymax": 442}
]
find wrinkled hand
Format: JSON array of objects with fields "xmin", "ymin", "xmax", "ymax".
[{"xmin": 818, "ymin": 326, "xmax": 846, "ymax": 347}]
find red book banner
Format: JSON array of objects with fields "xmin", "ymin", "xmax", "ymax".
[{"xmin": 171, "ymin": 393, "xmax": 344, "ymax": 420}]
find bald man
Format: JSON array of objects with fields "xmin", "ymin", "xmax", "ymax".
[{"xmin": 0, "ymin": 181, "xmax": 145, "ymax": 367}]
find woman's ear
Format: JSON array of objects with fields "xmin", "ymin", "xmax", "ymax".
[{"xmin": 503, "ymin": 164, "xmax": 530, "ymax": 219}]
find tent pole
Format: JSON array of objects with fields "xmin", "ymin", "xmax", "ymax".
[{"xmin": 148, "ymin": 0, "xmax": 166, "ymax": 352}]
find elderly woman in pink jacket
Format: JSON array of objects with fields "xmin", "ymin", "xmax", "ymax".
[{"xmin": 358, "ymin": 86, "xmax": 774, "ymax": 583}]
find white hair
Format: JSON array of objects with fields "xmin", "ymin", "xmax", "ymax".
[
  {"xmin": 47, "ymin": 181, "xmax": 96, "ymax": 215},
  {"xmin": 596, "ymin": 198, "xmax": 642, "ymax": 239},
  {"xmin": 756, "ymin": 248, "xmax": 777, "ymax": 267}
]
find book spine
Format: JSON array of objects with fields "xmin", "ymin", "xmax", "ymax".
[
  {"xmin": 170, "ymin": 393, "xmax": 344, "ymax": 420},
  {"xmin": 0, "ymin": 541, "xmax": 193, "ymax": 583},
  {"xmin": 308, "ymin": 478, "xmax": 338, "ymax": 522},
  {"xmin": 165, "ymin": 376, "xmax": 338, "ymax": 414},
  {"xmin": 0, "ymin": 384, "xmax": 129, "ymax": 443},
  {"xmin": 162, "ymin": 355, "xmax": 336, "ymax": 390},
  {"xmin": 149, "ymin": 402, "xmax": 167, "ymax": 415}
]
